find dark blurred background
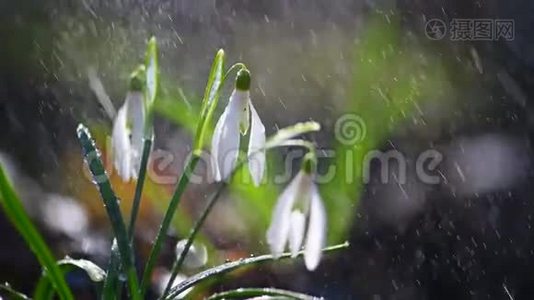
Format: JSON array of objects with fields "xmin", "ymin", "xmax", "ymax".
[{"xmin": 2, "ymin": 0, "xmax": 534, "ymax": 299}]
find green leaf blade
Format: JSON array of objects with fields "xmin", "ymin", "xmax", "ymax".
[
  {"xmin": 0, "ymin": 166, "xmax": 74, "ymax": 300},
  {"xmin": 265, "ymin": 121, "xmax": 321, "ymax": 149},
  {"xmin": 193, "ymin": 49, "xmax": 225, "ymax": 153},
  {"xmin": 207, "ymin": 287, "xmax": 321, "ymax": 300},
  {"xmin": 76, "ymin": 124, "xmax": 140, "ymax": 300},
  {"xmin": 164, "ymin": 242, "xmax": 349, "ymax": 300},
  {"xmin": 144, "ymin": 36, "xmax": 159, "ymax": 138},
  {"xmin": 102, "ymin": 240, "xmax": 122, "ymax": 300},
  {"xmin": 145, "ymin": 36, "xmax": 159, "ymax": 109}
]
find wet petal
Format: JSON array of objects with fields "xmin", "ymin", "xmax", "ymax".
[
  {"xmin": 112, "ymin": 104, "xmax": 131, "ymax": 181},
  {"xmin": 155, "ymin": 270, "xmax": 192, "ymax": 299},
  {"xmin": 266, "ymin": 171, "xmax": 305, "ymax": 257},
  {"xmin": 126, "ymin": 91, "xmax": 145, "ymax": 179},
  {"xmin": 175, "ymin": 240, "xmax": 208, "ymax": 269},
  {"xmin": 247, "ymin": 101, "xmax": 266, "ymax": 186},
  {"xmin": 304, "ymin": 184, "xmax": 327, "ymax": 271},
  {"xmin": 289, "ymin": 210, "xmax": 305, "ymax": 257},
  {"xmin": 211, "ymin": 91, "xmax": 244, "ymax": 181}
]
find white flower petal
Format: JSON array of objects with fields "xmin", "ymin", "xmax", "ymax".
[
  {"xmin": 210, "ymin": 111, "xmax": 226, "ymax": 180},
  {"xmin": 157, "ymin": 271, "xmax": 192, "ymax": 299},
  {"xmin": 112, "ymin": 104, "xmax": 131, "ymax": 181},
  {"xmin": 211, "ymin": 90, "xmax": 246, "ymax": 181},
  {"xmin": 175, "ymin": 240, "xmax": 208, "ymax": 269},
  {"xmin": 240, "ymin": 98, "xmax": 250, "ymax": 134},
  {"xmin": 289, "ymin": 210, "xmax": 305, "ymax": 257},
  {"xmin": 247, "ymin": 101, "xmax": 266, "ymax": 186},
  {"xmin": 304, "ymin": 184, "xmax": 327, "ymax": 271},
  {"xmin": 266, "ymin": 171, "xmax": 306, "ymax": 258},
  {"xmin": 126, "ymin": 91, "xmax": 145, "ymax": 179}
]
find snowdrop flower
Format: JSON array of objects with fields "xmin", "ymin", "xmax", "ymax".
[
  {"xmin": 112, "ymin": 72, "xmax": 145, "ymax": 181},
  {"xmin": 266, "ymin": 154, "xmax": 327, "ymax": 271},
  {"xmin": 211, "ymin": 69, "xmax": 266, "ymax": 185}
]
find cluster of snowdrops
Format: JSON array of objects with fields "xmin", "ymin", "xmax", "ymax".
[{"xmin": 0, "ymin": 37, "xmax": 348, "ymax": 300}]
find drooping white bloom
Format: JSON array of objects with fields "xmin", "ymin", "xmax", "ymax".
[
  {"xmin": 112, "ymin": 91, "xmax": 145, "ymax": 181},
  {"xmin": 211, "ymin": 69, "xmax": 266, "ymax": 185},
  {"xmin": 266, "ymin": 169, "xmax": 327, "ymax": 271}
]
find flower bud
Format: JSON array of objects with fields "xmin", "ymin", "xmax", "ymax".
[
  {"xmin": 235, "ymin": 68, "xmax": 251, "ymax": 91},
  {"xmin": 175, "ymin": 240, "xmax": 208, "ymax": 269},
  {"xmin": 129, "ymin": 65, "xmax": 146, "ymax": 92},
  {"xmin": 301, "ymin": 152, "xmax": 316, "ymax": 174}
]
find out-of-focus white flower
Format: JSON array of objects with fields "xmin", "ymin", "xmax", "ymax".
[
  {"xmin": 154, "ymin": 268, "xmax": 192, "ymax": 299},
  {"xmin": 266, "ymin": 158, "xmax": 327, "ymax": 271},
  {"xmin": 175, "ymin": 240, "xmax": 208, "ymax": 269},
  {"xmin": 43, "ymin": 194, "xmax": 88, "ymax": 238},
  {"xmin": 112, "ymin": 89, "xmax": 145, "ymax": 182},
  {"xmin": 211, "ymin": 69, "xmax": 265, "ymax": 186}
]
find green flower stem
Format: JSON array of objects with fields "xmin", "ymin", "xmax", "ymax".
[
  {"xmin": 163, "ymin": 128, "xmax": 335, "ymax": 300},
  {"xmin": 160, "ymin": 146, "xmax": 257, "ymax": 299},
  {"xmin": 161, "ymin": 181, "xmax": 226, "ymax": 297},
  {"xmin": 128, "ymin": 138, "xmax": 153, "ymax": 239},
  {"xmin": 0, "ymin": 166, "xmax": 74, "ymax": 300},
  {"xmin": 161, "ymin": 125, "xmax": 322, "ymax": 299},
  {"xmin": 77, "ymin": 125, "xmax": 140, "ymax": 300},
  {"xmin": 140, "ymin": 155, "xmax": 201, "ymax": 297},
  {"xmin": 164, "ymin": 242, "xmax": 349, "ymax": 300},
  {"xmin": 207, "ymin": 287, "xmax": 321, "ymax": 300},
  {"xmin": 272, "ymin": 139, "xmax": 317, "ymax": 155}
]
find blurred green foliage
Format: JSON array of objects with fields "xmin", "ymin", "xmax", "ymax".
[{"xmin": 323, "ymin": 15, "xmax": 449, "ymax": 242}]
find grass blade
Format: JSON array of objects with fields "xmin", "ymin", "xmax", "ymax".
[
  {"xmin": 161, "ymin": 182, "xmax": 226, "ymax": 297},
  {"xmin": 128, "ymin": 138, "xmax": 152, "ymax": 239},
  {"xmin": 0, "ymin": 283, "xmax": 31, "ymax": 300},
  {"xmin": 193, "ymin": 49, "xmax": 225, "ymax": 153},
  {"xmin": 0, "ymin": 166, "xmax": 73, "ymax": 300},
  {"xmin": 207, "ymin": 287, "xmax": 321, "ymax": 300},
  {"xmin": 264, "ymin": 121, "xmax": 321, "ymax": 149},
  {"xmin": 76, "ymin": 124, "xmax": 140, "ymax": 300},
  {"xmin": 140, "ymin": 155, "xmax": 200, "ymax": 296},
  {"xmin": 141, "ymin": 49, "xmax": 225, "ymax": 296},
  {"xmin": 101, "ymin": 240, "xmax": 122, "ymax": 300},
  {"xmin": 33, "ymin": 275, "xmax": 55, "ymax": 300},
  {"xmin": 164, "ymin": 242, "xmax": 349, "ymax": 300},
  {"xmin": 144, "ymin": 36, "xmax": 159, "ymax": 134},
  {"xmin": 162, "ymin": 122, "xmax": 324, "ymax": 298}
]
